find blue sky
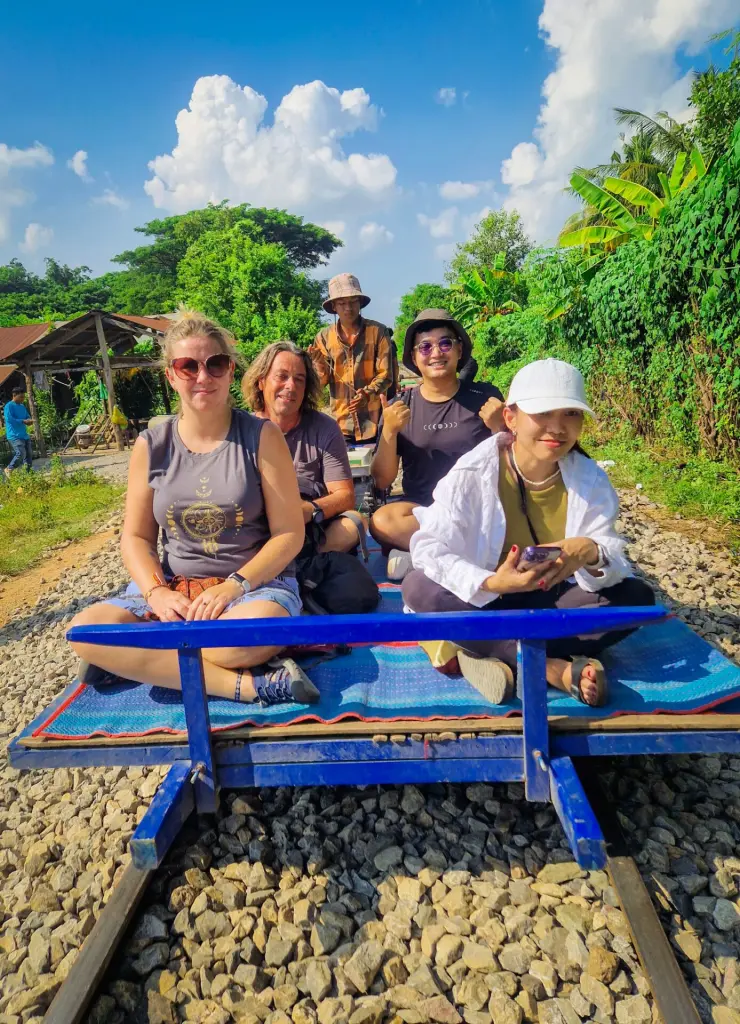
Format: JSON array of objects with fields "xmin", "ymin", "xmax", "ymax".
[{"xmin": 1, "ymin": 0, "xmax": 736, "ymax": 323}]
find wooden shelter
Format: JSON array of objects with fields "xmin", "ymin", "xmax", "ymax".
[{"xmin": 0, "ymin": 311, "xmax": 170, "ymax": 455}]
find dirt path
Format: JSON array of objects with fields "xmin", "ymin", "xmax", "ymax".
[{"xmin": 0, "ymin": 526, "xmax": 119, "ymax": 626}]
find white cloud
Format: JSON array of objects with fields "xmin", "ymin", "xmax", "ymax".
[
  {"xmin": 359, "ymin": 221, "xmax": 394, "ymax": 250},
  {"xmin": 67, "ymin": 149, "xmax": 92, "ymax": 182},
  {"xmin": 417, "ymin": 207, "xmax": 458, "ymax": 238},
  {"xmin": 0, "ymin": 142, "xmax": 53, "ymax": 244},
  {"xmin": 500, "ymin": 0, "xmax": 737, "ymax": 241},
  {"xmin": 92, "ymin": 188, "xmax": 129, "ymax": 210},
  {"xmin": 439, "ymin": 180, "xmax": 495, "ymax": 201},
  {"xmin": 145, "ymin": 75, "xmax": 397, "ymax": 220},
  {"xmin": 19, "ymin": 223, "xmax": 54, "ymax": 254},
  {"xmin": 320, "ymin": 220, "xmax": 346, "ymax": 239},
  {"xmin": 436, "ymin": 88, "xmax": 457, "ymax": 107},
  {"xmin": 501, "ymin": 142, "xmax": 542, "ymax": 187},
  {"xmin": 434, "ymin": 243, "xmax": 456, "ymax": 262}
]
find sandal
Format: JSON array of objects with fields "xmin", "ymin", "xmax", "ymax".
[
  {"xmin": 250, "ymin": 656, "xmax": 320, "ymax": 706},
  {"xmin": 419, "ymin": 640, "xmax": 461, "ymax": 676},
  {"xmin": 457, "ymin": 651, "xmax": 515, "ymax": 705},
  {"xmin": 569, "ymin": 657, "xmax": 608, "ymax": 707}
]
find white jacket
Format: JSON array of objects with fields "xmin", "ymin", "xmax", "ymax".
[{"xmin": 410, "ymin": 433, "xmax": 632, "ymax": 607}]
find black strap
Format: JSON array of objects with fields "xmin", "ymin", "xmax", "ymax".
[{"xmin": 511, "ymin": 458, "xmax": 541, "ymax": 547}]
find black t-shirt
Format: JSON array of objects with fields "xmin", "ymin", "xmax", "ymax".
[{"xmin": 378, "ymin": 380, "xmax": 503, "ymax": 506}]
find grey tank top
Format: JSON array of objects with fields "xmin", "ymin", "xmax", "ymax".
[{"xmin": 144, "ymin": 410, "xmax": 290, "ymax": 579}]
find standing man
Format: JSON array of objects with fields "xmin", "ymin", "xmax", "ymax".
[
  {"xmin": 369, "ymin": 309, "xmax": 504, "ymax": 579},
  {"xmin": 309, "ymin": 274, "xmax": 394, "ymax": 445},
  {"xmin": 3, "ymin": 386, "xmax": 34, "ymax": 478}
]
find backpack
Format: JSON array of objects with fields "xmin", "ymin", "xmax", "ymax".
[{"xmin": 296, "ymin": 519, "xmax": 380, "ymax": 616}]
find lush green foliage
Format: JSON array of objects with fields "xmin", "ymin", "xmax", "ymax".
[
  {"xmin": 0, "ymin": 462, "xmax": 123, "ymax": 576},
  {"xmin": 0, "ymin": 202, "xmax": 340, "ymax": 326},
  {"xmin": 690, "ymin": 46, "xmax": 740, "ymax": 164},
  {"xmin": 450, "ymin": 255, "xmax": 526, "ymax": 330},
  {"xmin": 446, "ymin": 210, "xmax": 533, "ymax": 280}
]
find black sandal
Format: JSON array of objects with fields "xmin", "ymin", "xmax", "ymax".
[{"xmin": 569, "ymin": 657, "xmax": 608, "ymax": 707}]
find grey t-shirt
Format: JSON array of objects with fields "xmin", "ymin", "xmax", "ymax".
[
  {"xmin": 144, "ymin": 410, "xmax": 291, "ymax": 579},
  {"xmin": 283, "ymin": 409, "xmax": 352, "ymax": 501},
  {"xmin": 378, "ymin": 380, "xmax": 503, "ymax": 506}
]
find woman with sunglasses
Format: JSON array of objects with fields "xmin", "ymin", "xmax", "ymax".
[
  {"xmin": 403, "ymin": 359, "xmax": 656, "ymax": 707},
  {"xmin": 369, "ymin": 309, "xmax": 504, "ymax": 579},
  {"xmin": 68, "ymin": 311, "xmax": 319, "ymax": 707}
]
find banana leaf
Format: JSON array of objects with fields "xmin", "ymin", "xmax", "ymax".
[
  {"xmin": 569, "ymin": 174, "xmax": 639, "ymax": 234},
  {"xmin": 668, "ymin": 152, "xmax": 687, "ymax": 194},
  {"xmin": 690, "ymin": 148, "xmax": 707, "ymax": 180},
  {"xmin": 559, "ymin": 225, "xmax": 623, "ymax": 248},
  {"xmin": 604, "ymin": 177, "xmax": 663, "ymax": 218}
]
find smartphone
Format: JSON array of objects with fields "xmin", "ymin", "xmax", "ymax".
[{"xmin": 517, "ymin": 545, "xmax": 562, "ymax": 572}]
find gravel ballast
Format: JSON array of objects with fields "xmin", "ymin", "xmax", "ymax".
[{"xmin": 0, "ymin": 490, "xmax": 739, "ymax": 1024}]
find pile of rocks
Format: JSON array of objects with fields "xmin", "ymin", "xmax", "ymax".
[
  {"xmin": 93, "ymin": 783, "xmax": 658, "ymax": 1024},
  {"xmin": 0, "ymin": 490, "xmax": 738, "ymax": 1024}
]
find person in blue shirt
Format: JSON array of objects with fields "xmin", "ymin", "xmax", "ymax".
[{"xmin": 4, "ymin": 387, "xmax": 34, "ymax": 477}]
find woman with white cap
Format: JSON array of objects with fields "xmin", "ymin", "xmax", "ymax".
[{"xmin": 402, "ymin": 358, "xmax": 655, "ymax": 707}]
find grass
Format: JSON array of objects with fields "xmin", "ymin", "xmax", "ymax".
[
  {"xmin": 0, "ymin": 460, "xmax": 124, "ymax": 577},
  {"xmin": 586, "ymin": 428, "xmax": 740, "ymax": 549}
]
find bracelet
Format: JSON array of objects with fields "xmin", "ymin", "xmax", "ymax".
[{"xmin": 144, "ymin": 583, "xmax": 168, "ymax": 601}]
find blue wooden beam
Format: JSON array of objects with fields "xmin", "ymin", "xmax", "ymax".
[
  {"xmin": 549, "ymin": 755, "xmax": 606, "ymax": 869},
  {"xmin": 130, "ymin": 762, "xmax": 194, "ymax": 870},
  {"xmin": 555, "ymin": 730, "xmax": 740, "ymax": 757},
  {"xmin": 67, "ymin": 606, "xmax": 667, "ymax": 649},
  {"xmin": 519, "ymin": 639, "xmax": 550, "ymax": 802},
  {"xmin": 178, "ymin": 648, "xmax": 218, "ymax": 815},
  {"xmin": 218, "ymin": 757, "xmax": 524, "ymax": 789}
]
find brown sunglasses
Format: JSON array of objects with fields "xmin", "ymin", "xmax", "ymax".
[{"xmin": 169, "ymin": 354, "xmax": 233, "ymax": 380}]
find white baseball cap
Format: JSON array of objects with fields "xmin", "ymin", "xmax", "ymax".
[{"xmin": 506, "ymin": 358, "xmax": 595, "ymax": 417}]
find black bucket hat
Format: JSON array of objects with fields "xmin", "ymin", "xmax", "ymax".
[{"xmin": 402, "ymin": 308, "xmax": 472, "ymax": 375}]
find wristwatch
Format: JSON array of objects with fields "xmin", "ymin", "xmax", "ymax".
[
  {"xmin": 227, "ymin": 572, "xmax": 252, "ymax": 594},
  {"xmin": 310, "ymin": 502, "xmax": 325, "ymax": 524}
]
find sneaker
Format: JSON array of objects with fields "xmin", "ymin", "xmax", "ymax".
[
  {"xmin": 457, "ymin": 651, "xmax": 515, "ymax": 704},
  {"xmin": 253, "ymin": 656, "xmax": 320, "ymax": 706},
  {"xmin": 387, "ymin": 549, "xmax": 413, "ymax": 581}
]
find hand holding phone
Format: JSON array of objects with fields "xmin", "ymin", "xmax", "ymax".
[{"xmin": 516, "ymin": 545, "xmax": 562, "ymax": 573}]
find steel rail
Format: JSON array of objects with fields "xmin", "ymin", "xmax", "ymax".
[
  {"xmin": 576, "ymin": 760, "xmax": 702, "ymax": 1024},
  {"xmin": 44, "ymin": 861, "xmax": 153, "ymax": 1024}
]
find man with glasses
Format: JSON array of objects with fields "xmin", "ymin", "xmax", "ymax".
[{"xmin": 369, "ymin": 309, "xmax": 504, "ymax": 579}]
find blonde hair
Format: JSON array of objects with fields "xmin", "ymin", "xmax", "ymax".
[
  {"xmin": 160, "ymin": 308, "xmax": 239, "ymax": 365},
  {"xmin": 242, "ymin": 341, "xmax": 322, "ymax": 413}
]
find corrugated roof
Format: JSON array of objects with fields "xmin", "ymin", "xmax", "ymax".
[
  {"xmin": 114, "ymin": 313, "xmax": 172, "ymax": 333},
  {"xmin": 0, "ymin": 365, "xmax": 19, "ymax": 387},
  {"xmin": 0, "ymin": 323, "xmax": 50, "ymax": 363}
]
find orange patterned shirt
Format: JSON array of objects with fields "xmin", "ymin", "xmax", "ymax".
[{"xmin": 309, "ymin": 317, "xmax": 393, "ymax": 441}]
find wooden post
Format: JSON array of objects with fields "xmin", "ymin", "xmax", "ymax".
[
  {"xmin": 23, "ymin": 360, "xmax": 47, "ymax": 459},
  {"xmin": 160, "ymin": 371, "xmax": 172, "ymax": 415},
  {"xmin": 94, "ymin": 314, "xmax": 124, "ymax": 451}
]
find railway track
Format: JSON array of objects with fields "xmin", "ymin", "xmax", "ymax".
[{"xmin": 43, "ymin": 764, "xmax": 703, "ymax": 1024}]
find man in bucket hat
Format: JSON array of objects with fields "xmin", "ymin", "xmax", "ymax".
[
  {"xmin": 369, "ymin": 309, "xmax": 504, "ymax": 580},
  {"xmin": 309, "ymin": 273, "xmax": 394, "ymax": 445}
]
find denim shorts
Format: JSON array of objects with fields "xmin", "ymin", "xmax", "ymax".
[{"xmin": 106, "ymin": 575, "xmax": 302, "ymax": 619}]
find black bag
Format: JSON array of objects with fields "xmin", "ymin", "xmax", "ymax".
[{"xmin": 297, "ymin": 522, "xmax": 380, "ymax": 616}]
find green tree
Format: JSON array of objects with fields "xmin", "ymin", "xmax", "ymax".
[
  {"xmin": 690, "ymin": 39, "xmax": 740, "ymax": 164},
  {"xmin": 450, "ymin": 254, "xmax": 526, "ymax": 331},
  {"xmin": 176, "ymin": 224, "xmax": 323, "ymax": 346},
  {"xmin": 447, "ymin": 209, "xmax": 533, "ymax": 280}
]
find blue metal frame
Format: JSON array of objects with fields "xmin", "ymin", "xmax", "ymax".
[{"xmin": 14, "ymin": 603, "xmax": 740, "ymax": 870}]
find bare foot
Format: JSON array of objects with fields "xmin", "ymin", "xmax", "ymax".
[{"xmin": 546, "ymin": 658, "xmax": 601, "ymax": 706}]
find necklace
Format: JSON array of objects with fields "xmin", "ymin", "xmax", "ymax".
[{"xmin": 510, "ymin": 447, "xmax": 561, "ymax": 487}]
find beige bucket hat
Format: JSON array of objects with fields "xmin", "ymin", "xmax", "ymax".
[{"xmin": 323, "ymin": 273, "xmax": 371, "ymax": 313}]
